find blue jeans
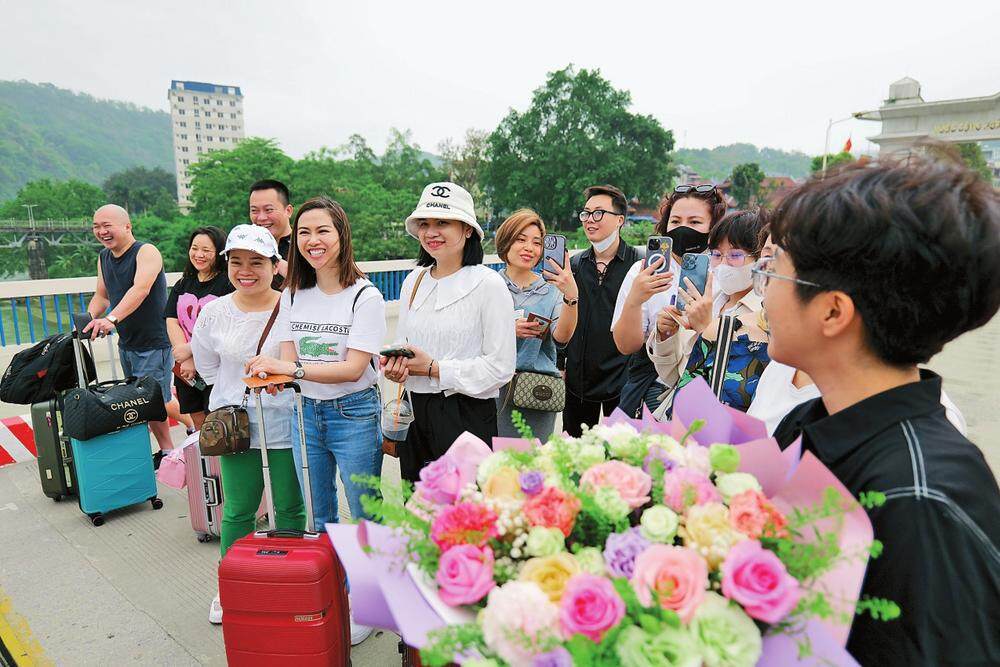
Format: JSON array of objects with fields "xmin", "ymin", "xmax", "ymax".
[{"xmin": 291, "ymin": 387, "xmax": 382, "ymax": 531}]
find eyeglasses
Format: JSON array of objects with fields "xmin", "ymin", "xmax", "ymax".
[
  {"xmin": 750, "ymin": 257, "xmax": 824, "ymax": 297},
  {"xmin": 709, "ymin": 250, "xmax": 750, "ymax": 267},
  {"xmin": 579, "ymin": 209, "xmax": 622, "ymax": 223},
  {"xmin": 674, "ymin": 184, "xmax": 717, "ymax": 195}
]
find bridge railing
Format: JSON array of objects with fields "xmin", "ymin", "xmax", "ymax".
[
  {"xmin": 0, "ymin": 219, "xmax": 93, "ymax": 232},
  {"xmin": 0, "ymin": 256, "xmax": 506, "ymax": 348}
]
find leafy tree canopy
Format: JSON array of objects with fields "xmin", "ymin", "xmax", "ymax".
[
  {"xmin": 729, "ymin": 162, "xmax": 765, "ymax": 208},
  {"xmin": 0, "ymin": 178, "xmax": 106, "ymax": 220},
  {"xmin": 810, "ymin": 151, "xmax": 855, "ymax": 174},
  {"xmin": 102, "ymin": 166, "xmax": 177, "ymax": 218}
]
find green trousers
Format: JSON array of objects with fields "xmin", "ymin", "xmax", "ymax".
[{"xmin": 219, "ymin": 448, "xmax": 306, "ymax": 556}]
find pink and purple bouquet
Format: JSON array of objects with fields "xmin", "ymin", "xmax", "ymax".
[{"xmin": 332, "ymin": 379, "xmax": 896, "ymax": 667}]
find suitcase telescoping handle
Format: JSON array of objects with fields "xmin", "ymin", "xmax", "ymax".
[
  {"xmin": 70, "ymin": 313, "xmax": 97, "ymax": 388},
  {"xmin": 252, "ymin": 381, "xmax": 318, "ymax": 537}
]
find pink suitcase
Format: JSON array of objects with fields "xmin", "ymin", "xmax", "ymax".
[{"xmin": 185, "ymin": 438, "xmax": 267, "ymax": 543}]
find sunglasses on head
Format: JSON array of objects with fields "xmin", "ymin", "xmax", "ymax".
[{"xmin": 674, "ymin": 184, "xmax": 718, "ymax": 195}]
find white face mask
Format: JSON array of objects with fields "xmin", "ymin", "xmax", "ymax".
[
  {"xmin": 591, "ymin": 226, "xmax": 619, "ymax": 253},
  {"xmin": 713, "ymin": 263, "xmax": 753, "ymax": 295}
]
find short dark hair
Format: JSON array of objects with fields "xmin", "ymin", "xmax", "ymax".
[
  {"xmin": 655, "ymin": 185, "xmax": 728, "ymax": 235},
  {"xmin": 708, "ymin": 208, "xmax": 769, "ymax": 256},
  {"xmin": 416, "ymin": 226, "xmax": 485, "ymax": 267},
  {"xmin": 772, "ymin": 154, "xmax": 1000, "ymax": 367},
  {"xmin": 583, "ymin": 184, "xmax": 628, "ymax": 216},
  {"xmin": 182, "ymin": 226, "xmax": 227, "ymax": 279},
  {"xmin": 285, "ymin": 196, "xmax": 365, "ymax": 293},
  {"xmin": 249, "ymin": 179, "xmax": 290, "ymax": 206}
]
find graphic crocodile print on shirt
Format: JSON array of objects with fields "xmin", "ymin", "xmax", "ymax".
[{"xmin": 298, "ymin": 336, "xmax": 339, "ymax": 358}]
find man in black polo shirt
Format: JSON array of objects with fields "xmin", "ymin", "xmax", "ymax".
[
  {"xmin": 762, "ymin": 156, "xmax": 1000, "ymax": 666},
  {"xmin": 562, "ymin": 184, "xmax": 640, "ymax": 436},
  {"xmin": 248, "ymin": 179, "xmax": 293, "ymax": 288}
]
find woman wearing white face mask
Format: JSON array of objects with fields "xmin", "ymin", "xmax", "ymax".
[{"xmin": 648, "ymin": 209, "xmax": 770, "ymax": 416}]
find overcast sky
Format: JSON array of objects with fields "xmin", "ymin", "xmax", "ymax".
[{"xmin": 3, "ymin": 0, "xmax": 998, "ymax": 159}]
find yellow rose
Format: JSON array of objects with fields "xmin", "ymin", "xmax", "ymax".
[
  {"xmin": 482, "ymin": 466, "xmax": 524, "ymax": 502},
  {"xmin": 518, "ymin": 552, "xmax": 580, "ymax": 603},
  {"xmin": 679, "ymin": 502, "xmax": 746, "ymax": 569}
]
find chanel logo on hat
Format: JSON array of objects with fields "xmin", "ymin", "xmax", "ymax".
[{"xmin": 430, "ymin": 185, "xmax": 451, "ymax": 198}]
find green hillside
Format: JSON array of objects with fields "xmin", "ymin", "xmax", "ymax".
[
  {"xmin": 0, "ymin": 80, "xmax": 172, "ymax": 201},
  {"xmin": 674, "ymin": 143, "xmax": 812, "ymax": 181}
]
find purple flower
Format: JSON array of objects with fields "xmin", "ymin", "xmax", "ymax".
[
  {"xmin": 531, "ymin": 646, "xmax": 574, "ymax": 667},
  {"xmin": 643, "ymin": 445, "xmax": 676, "ymax": 475},
  {"xmin": 603, "ymin": 527, "xmax": 651, "ymax": 579},
  {"xmin": 520, "ymin": 470, "xmax": 545, "ymax": 496}
]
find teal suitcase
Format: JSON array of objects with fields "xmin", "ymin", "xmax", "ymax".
[{"xmin": 71, "ymin": 425, "xmax": 161, "ymax": 525}]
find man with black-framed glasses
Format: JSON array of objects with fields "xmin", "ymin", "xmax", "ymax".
[
  {"xmin": 765, "ymin": 156, "xmax": 1000, "ymax": 666},
  {"xmin": 560, "ymin": 184, "xmax": 640, "ymax": 436}
]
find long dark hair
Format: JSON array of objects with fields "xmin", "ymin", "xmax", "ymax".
[
  {"xmin": 182, "ymin": 226, "xmax": 227, "ymax": 279},
  {"xmin": 285, "ymin": 196, "xmax": 366, "ymax": 293}
]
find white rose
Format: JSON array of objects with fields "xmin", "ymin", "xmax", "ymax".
[{"xmin": 715, "ymin": 472, "xmax": 763, "ymax": 503}]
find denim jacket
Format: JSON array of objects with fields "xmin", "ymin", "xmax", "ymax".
[{"xmin": 500, "ymin": 268, "xmax": 562, "ymax": 376}]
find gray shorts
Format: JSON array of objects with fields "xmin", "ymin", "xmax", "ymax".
[{"xmin": 119, "ymin": 345, "xmax": 173, "ymax": 406}]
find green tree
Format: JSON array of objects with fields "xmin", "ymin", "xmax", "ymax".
[
  {"xmin": 810, "ymin": 151, "xmax": 855, "ymax": 175},
  {"xmin": 956, "ymin": 142, "xmax": 992, "ymax": 182},
  {"xmin": 729, "ymin": 163, "xmax": 765, "ymax": 208},
  {"xmin": 439, "ymin": 128, "xmax": 491, "ymax": 221},
  {"xmin": 102, "ymin": 166, "xmax": 177, "ymax": 216},
  {"xmin": 485, "ymin": 65, "xmax": 675, "ymax": 228},
  {"xmin": 0, "ymin": 178, "xmax": 106, "ymax": 220},
  {"xmin": 47, "ymin": 243, "xmax": 102, "ymax": 279},
  {"xmin": 189, "ymin": 138, "xmax": 293, "ymax": 225}
]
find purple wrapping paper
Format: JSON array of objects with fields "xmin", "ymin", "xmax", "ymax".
[{"xmin": 760, "ymin": 620, "xmax": 860, "ymax": 666}]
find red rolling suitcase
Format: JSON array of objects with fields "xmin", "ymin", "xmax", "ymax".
[{"xmin": 219, "ymin": 380, "xmax": 351, "ymax": 666}]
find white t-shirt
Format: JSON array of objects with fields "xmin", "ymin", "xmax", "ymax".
[
  {"xmin": 273, "ymin": 280, "xmax": 387, "ymax": 401},
  {"xmin": 611, "ymin": 258, "xmax": 682, "ymax": 340},
  {"xmin": 190, "ymin": 295, "xmax": 293, "ymax": 449},
  {"xmin": 747, "ymin": 361, "xmax": 969, "ymax": 437}
]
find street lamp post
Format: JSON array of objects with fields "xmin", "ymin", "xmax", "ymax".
[{"xmin": 822, "ymin": 115, "xmax": 857, "ymax": 179}]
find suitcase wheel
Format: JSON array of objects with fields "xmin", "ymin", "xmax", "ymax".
[
  {"xmin": 90, "ymin": 513, "xmax": 104, "ymax": 527},
  {"xmin": 52, "ymin": 495, "xmax": 63, "ymax": 502},
  {"xmin": 197, "ymin": 533, "xmax": 213, "ymax": 543},
  {"xmin": 150, "ymin": 497, "xmax": 163, "ymax": 510}
]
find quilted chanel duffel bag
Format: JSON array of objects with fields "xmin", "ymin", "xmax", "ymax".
[
  {"xmin": 508, "ymin": 371, "xmax": 565, "ymax": 413},
  {"xmin": 62, "ymin": 376, "xmax": 167, "ymax": 441}
]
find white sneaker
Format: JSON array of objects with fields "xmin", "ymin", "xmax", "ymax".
[
  {"xmin": 209, "ymin": 594, "xmax": 223, "ymax": 625},
  {"xmin": 349, "ymin": 611, "xmax": 372, "ymax": 645}
]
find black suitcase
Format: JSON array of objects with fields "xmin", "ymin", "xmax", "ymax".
[{"xmin": 30, "ymin": 396, "xmax": 76, "ymax": 501}]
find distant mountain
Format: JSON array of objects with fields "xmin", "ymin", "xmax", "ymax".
[
  {"xmin": 0, "ymin": 80, "xmax": 173, "ymax": 201},
  {"xmin": 673, "ymin": 143, "xmax": 812, "ymax": 181}
]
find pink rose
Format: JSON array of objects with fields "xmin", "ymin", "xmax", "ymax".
[
  {"xmin": 559, "ymin": 573, "xmax": 625, "ymax": 642},
  {"xmin": 431, "ymin": 502, "xmax": 498, "ymax": 549},
  {"xmin": 416, "ymin": 457, "xmax": 462, "ymax": 505},
  {"xmin": 524, "ymin": 486, "xmax": 582, "ymax": 537},
  {"xmin": 728, "ymin": 490, "xmax": 788, "ymax": 539},
  {"xmin": 721, "ymin": 539, "xmax": 800, "ymax": 623},
  {"xmin": 631, "ymin": 545, "xmax": 708, "ymax": 623},
  {"xmin": 661, "ymin": 468, "xmax": 721, "ymax": 513},
  {"xmin": 580, "ymin": 461, "xmax": 652, "ymax": 509},
  {"xmin": 436, "ymin": 545, "xmax": 496, "ymax": 606}
]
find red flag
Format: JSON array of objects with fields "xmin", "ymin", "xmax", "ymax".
[{"xmin": 842, "ymin": 137, "xmax": 853, "ymax": 153}]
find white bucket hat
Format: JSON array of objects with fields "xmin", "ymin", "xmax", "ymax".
[
  {"xmin": 404, "ymin": 182, "xmax": 483, "ymax": 240},
  {"xmin": 221, "ymin": 224, "xmax": 281, "ymax": 260}
]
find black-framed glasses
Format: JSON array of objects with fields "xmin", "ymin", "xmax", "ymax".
[
  {"xmin": 751, "ymin": 257, "xmax": 824, "ymax": 297},
  {"xmin": 579, "ymin": 209, "xmax": 622, "ymax": 223},
  {"xmin": 674, "ymin": 184, "xmax": 717, "ymax": 195}
]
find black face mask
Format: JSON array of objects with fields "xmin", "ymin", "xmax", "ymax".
[{"xmin": 666, "ymin": 226, "xmax": 710, "ymax": 256}]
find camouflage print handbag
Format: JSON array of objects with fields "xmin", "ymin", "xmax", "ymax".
[{"xmin": 507, "ymin": 371, "xmax": 565, "ymax": 413}]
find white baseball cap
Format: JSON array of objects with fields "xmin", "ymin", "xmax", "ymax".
[
  {"xmin": 221, "ymin": 224, "xmax": 280, "ymax": 260},
  {"xmin": 405, "ymin": 182, "xmax": 484, "ymax": 240}
]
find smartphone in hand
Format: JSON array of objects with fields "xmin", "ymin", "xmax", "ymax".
[
  {"xmin": 677, "ymin": 253, "xmax": 710, "ymax": 311},
  {"xmin": 542, "ymin": 234, "xmax": 567, "ymax": 271},
  {"xmin": 644, "ymin": 236, "xmax": 673, "ymax": 275},
  {"xmin": 381, "ymin": 347, "xmax": 415, "ymax": 359}
]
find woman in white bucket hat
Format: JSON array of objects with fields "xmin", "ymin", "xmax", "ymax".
[{"xmin": 381, "ymin": 182, "xmax": 516, "ymax": 482}]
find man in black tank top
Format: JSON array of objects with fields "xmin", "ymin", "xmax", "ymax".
[{"xmin": 87, "ymin": 204, "xmax": 176, "ymax": 462}]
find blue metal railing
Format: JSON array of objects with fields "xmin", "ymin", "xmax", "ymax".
[{"xmin": 0, "ymin": 265, "xmax": 507, "ymax": 347}]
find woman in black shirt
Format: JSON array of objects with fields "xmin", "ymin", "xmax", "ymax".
[{"xmin": 164, "ymin": 226, "xmax": 234, "ymax": 429}]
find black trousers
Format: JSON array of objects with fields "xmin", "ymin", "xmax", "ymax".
[
  {"xmin": 562, "ymin": 390, "xmax": 620, "ymax": 437},
  {"xmin": 400, "ymin": 392, "xmax": 498, "ymax": 482}
]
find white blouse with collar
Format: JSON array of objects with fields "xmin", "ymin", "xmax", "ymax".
[{"xmin": 396, "ymin": 264, "xmax": 516, "ymax": 400}]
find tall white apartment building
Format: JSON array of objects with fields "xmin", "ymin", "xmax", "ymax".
[{"xmin": 168, "ymin": 80, "xmax": 245, "ymax": 209}]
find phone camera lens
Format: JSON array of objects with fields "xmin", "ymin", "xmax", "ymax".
[
  {"xmin": 545, "ymin": 237, "xmax": 556, "ymax": 250},
  {"xmin": 649, "ymin": 239, "xmax": 661, "ymax": 251}
]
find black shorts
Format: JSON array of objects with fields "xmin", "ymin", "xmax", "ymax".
[
  {"xmin": 400, "ymin": 392, "xmax": 498, "ymax": 482},
  {"xmin": 174, "ymin": 376, "xmax": 213, "ymax": 415}
]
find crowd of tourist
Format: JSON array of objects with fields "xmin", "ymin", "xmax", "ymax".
[{"xmin": 82, "ymin": 152, "xmax": 1000, "ymax": 664}]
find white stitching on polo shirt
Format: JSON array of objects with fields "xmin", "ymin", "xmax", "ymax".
[
  {"xmin": 881, "ymin": 487, "xmax": 1000, "ymax": 567},
  {"xmin": 904, "ymin": 420, "xmax": 928, "ymax": 497},
  {"xmin": 901, "ymin": 423, "xmax": 924, "ymax": 499}
]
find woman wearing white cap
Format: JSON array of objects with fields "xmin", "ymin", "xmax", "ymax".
[
  {"xmin": 381, "ymin": 182, "xmax": 516, "ymax": 482},
  {"xmin": 190, "ymin": 224, "xmax": 305, "ymax": 625}
]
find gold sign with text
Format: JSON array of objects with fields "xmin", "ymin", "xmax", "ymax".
[{"xmin": 934, "ymin": 119, "xmax": 1000, "ymax": 135}]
